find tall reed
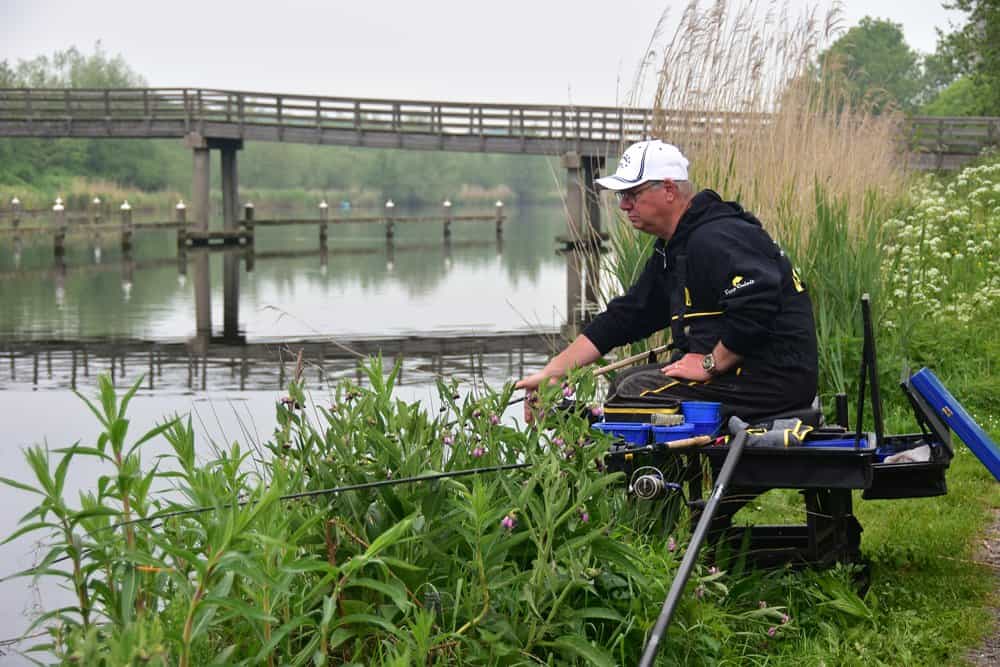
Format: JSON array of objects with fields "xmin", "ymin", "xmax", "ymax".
[{"xmin": 597, "ymin": 0, "xmax": 911, "ymax": 397}]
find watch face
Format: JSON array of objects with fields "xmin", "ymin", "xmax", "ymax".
[{"xmin": 702, "ymin": 354, "xmax": 714, "ymax": 371}]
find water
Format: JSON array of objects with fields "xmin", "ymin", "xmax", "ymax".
[{"xmin": 0, "ymin": 202, "xmax": 577, "ymax": 660}]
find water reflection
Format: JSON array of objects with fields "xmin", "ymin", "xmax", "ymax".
[{"xmin": 0, "ymin": 203, "xmax": 606, "ymax": 393}]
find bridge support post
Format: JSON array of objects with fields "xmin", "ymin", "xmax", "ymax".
[
  {"xmin": 561, "ymin": 152, "xmax": 605, "ymax": 239},
  {"xmin": 187, "ymin": 134, "xmax": 212, "ymax": 233},
  {"xmin": 219, "ymin": 141, "xmax": 241, "ymax": 233},
  {"xmin": 562, "ymin": 152, "xmax": 586, "ymax": 240},
  {"xmin": 582, "ymin": 155, "xmax": 604, "ymax": 237},
  {"xmin": 560, "ymin": 152, "xmax": 605, "ymax": 333}
]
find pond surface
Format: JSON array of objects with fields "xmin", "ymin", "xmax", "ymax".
[{"xmin": 0, "ymin": 201, "xmax": 581, "ymax": 659}]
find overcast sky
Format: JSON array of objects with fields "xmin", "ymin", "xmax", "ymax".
[{"xmin": 1, "ymin": 0, "xmax": 968, "ymax": 106}]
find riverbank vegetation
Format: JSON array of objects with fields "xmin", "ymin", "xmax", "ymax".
[{"xmin": 3, "ymin": 2, "xmax": 999, "ymax": 664}]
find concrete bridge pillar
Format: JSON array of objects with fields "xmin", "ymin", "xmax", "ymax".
[
  {"xmin": 561, "ymin": 152, "xmax": 605, "ymax": 239},
  {"xmin": 184, "ymin": 133, "xmax": 243, "ymax": 233},
  {"xmin": 219, "ymin": 141, "xmax": 241, "ymax": 232},
  {"xmin": 187, "ymin": 134, "xmax": 211, "ymax": 233},
  {"xmin": 561, "ymin": 152, "xmax": 605, "ymax": 334}
]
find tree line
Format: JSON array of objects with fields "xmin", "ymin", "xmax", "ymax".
[
  {"xmin": 817, "ymin": 1, "xmax": 999, "ymax": 115},
  {"xmin": 0, "ymin": 45, "xmax": 557, "ymax": 204},
  {"xmin": 2, "ymin": 3, "xmax": 998, "ymax": 197}
]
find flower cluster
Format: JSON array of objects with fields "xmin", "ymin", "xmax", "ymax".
[{"xmin": 881, "ymin": 160, "xmax": 1000, "ymax": 324}]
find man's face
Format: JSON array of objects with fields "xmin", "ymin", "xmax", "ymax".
[{"xmin": 617, "ymin": 179, "xmax": 678, "ymax": 239}]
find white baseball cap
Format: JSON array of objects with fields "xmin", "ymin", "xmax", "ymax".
[{"xmin": 595, "ymin": 140, "xmax": 690, "ymax": 191}]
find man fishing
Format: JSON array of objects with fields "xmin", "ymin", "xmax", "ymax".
[{"xmin": 517, "ymin": 139, "xmax": 818, "ymax": 422}]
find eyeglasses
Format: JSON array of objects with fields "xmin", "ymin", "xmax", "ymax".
[{"xmin": 615, "ymin": 181, "xmax": 662, "ymax": 203}]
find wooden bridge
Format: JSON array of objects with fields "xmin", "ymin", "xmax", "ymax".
[
  {"xmin": 0, "ymin": 88, "xmax": 652, "ymax": 155},
  {"xmin": 2, "ymin": 88, "xmax": 999, "ymax": 240},
  {"xmin": 0, "ymin": 87, "xmax": 630, "ymax": 242}
]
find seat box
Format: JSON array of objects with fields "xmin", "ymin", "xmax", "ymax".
[
  {"xmin": 863, "ymin": 434, "xmax": 950, "ymax": 499},
  {"xmin": 863, "ymin": 369, "xmax": 957, "ymax": 500},
  {"xmin": 702, "ymin": 431, "xmax": 876, "ymax": 490}
]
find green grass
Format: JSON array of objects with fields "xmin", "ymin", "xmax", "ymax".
[{"xmin": 4, "ymin": 159, "xmax": 1000, "ymax": 665}]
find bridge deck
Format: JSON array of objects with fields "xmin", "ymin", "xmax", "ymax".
[{"xmin": 1, "ymin": 88, "xmax": 998, "ymax": 164}]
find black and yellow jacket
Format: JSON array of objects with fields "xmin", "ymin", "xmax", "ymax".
[{"xmin": 583, "ymin": 190, "xmax": 817, "ymax": 387}]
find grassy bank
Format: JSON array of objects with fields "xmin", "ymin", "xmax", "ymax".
[{"xmin": 2, "ymin": 156, "xmax": 999, "ymax": 664}]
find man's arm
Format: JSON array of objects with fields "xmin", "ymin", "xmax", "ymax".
[
  {"xmin": 661, "ymin": 340, "xmax": 744, "ymax": 382},
  {"xmin": 515, "ymin": 334, "xmax": 602, "ymax": 391}
]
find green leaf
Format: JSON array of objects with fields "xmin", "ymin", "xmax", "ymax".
[
  {"xmin": 543, "ymin": 635, "xmax": 617, "ymax": 667},
  {"xmin": 1, "ymin": 521, "xmax": 58, "ymax": 546},
  {"xmin": 118, "ymin": 375, "xmax": 143, "ymax": 420},
  {"xmin": 343, "ymin": 577, "xmax": 411, "ymax": 612},
  {"xmin": 253, "ymin": 613, "xmax": 316, "ymax": 661},
  {"xmin": 570, "ymin": 607, "xmax": 625, "ymax": 622},
  {"xmin": 75, "ymin": 388, "xmax": 110, "ymax": 429},
  {"xmin": 99, "ymin": 374, "xmax": 117, "ymax": 423},
  {"xmin": 126, "ymin": 417, "xmax": 179, "ymax": 459},
  {"xmin": 205, "ymin": 595, "xmax": 278, "ymax": 624},
  {"xmin": 330, "ymin": 612, "xmax": 403, "ymax": 638},
  {"xmin": 0, "ymin": 476, "xmax": 42, "ymax": 495},
  {"xmin": 210, "ymin": 645, "xmax": 238, "ymax": 666}
]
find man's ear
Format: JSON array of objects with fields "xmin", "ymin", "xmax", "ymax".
[{"xmin": 662, "ymin": 179, "xmax": 676, "ymax": 201}]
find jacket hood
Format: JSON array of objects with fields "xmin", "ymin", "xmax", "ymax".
[{"xmin": 658, "ymin": 190, "xmax": 764, "ymax": 254}]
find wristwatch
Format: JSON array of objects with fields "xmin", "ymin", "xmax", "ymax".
[{"xmin": 701, "ymin": 353, "xmax": 719, "ymax": 376}]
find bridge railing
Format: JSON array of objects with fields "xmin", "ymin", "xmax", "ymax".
[
  {"xmin": 908, "ymin": 116, "xmax": 1000, "ymax": 156},
  {"xmin": 0, "ymin": 87, "xmax": 769, "ymax": 144},
  {"xmin": 4, "ymin": 88, "xmax": 1000, "ymax": 162}
]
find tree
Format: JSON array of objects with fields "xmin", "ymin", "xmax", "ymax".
[
  {"xmin": 935, "ymin": 0, "xmax": 1000, "ymax": 114},
  {"xmin": 818, "ymin": 17, "xmax": 923, "ymax": 113},
  {"xmin": 922, "ymin": 76, "xmax": 994, "ymax": 115}
]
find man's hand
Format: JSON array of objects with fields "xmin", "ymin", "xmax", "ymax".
[
  {"xmin": 514, "ymin": 372, "xmax": 552, "ymax": 422},
  {"xmin": 515, "ymin": 335, "xmax": 602, "ymax": 422},
  {"xmin": 661, "ymin": 352, "xmax": 711, "ymax": 382}
]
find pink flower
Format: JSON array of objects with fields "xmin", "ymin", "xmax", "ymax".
[
  {"xmin": 562, "ymin": 385, "xmax": 574, "ymax": 398},
  {"xmin": 471, "ymin": 446, "xmax": 485, "ymax": 458},
  {"xmin": 708, "ymin": 566, "xmax": 719, "ymax": 575},
  {"xmin": 501, "ymin": 514, "xmax": 516, "ymax": 531},
  {"xmin": 553, "ymin": 436, "xmax": 565, "ymax": 448},
  {"xmin": 490, "ymin": 414, "xmax": 500, "ymax": 425},
  {"xmin": 472, "ymin": 409, "xmax": 482, "ymax": 419},
  {"xmin": 767, "ymin": 626, "xmax": 777, "ymax": 637},
  {"xmin": 579, "ymin": 509, "xmax": 590, "ymax": 523},
  {"xmin": 443, "ymin": 434, "xmax": 454, "ymax": 446},
  {"xmin": 781, "ymin": 613, "xmax": 790, "ymax": 625},
  {"xmin": 590, "ymin": 405, "xmax": 604, "ymax": 417},
  {"xmin": 667, "ymin": 536, "xmax": 677, "ymax": 552}
]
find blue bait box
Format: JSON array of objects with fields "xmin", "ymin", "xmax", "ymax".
[
  {"xmin": 651, "ymin": 423, "xmax": 696, "ymax": 444},
  {"xmin": 593, "ymin": 422, "xmax": 650, "ymax": 446},
  {"xmin": 681, "ymin": 401, "xmax": 722, "ymax": 435}
]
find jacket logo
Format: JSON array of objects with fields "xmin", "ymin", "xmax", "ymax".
[{"xmin": 724, "ymin": 276, "xmax": 755, "ymax": 296}]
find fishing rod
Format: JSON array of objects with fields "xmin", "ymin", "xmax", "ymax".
[
  {"xmin": 0, "ymin": 462, "xmax": 532, "ymax": 586},
  {"xmin": 116, "ymin": 462, "xmax": 532, "ymax": 529}
]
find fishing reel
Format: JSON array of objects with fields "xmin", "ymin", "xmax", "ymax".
[{"xmin": 629, "ymin": 466, "xmax": 684, "ymax": 501}]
